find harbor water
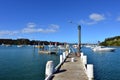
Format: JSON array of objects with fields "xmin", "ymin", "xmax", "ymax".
[
  {"xmin": 0, "ymin": 45, "xmax": 60, "ymax": 80},
  {"xmin": 0, "ymin": 46, "xmax": 120, "ymax": 80},
  {"xmin": 82, "ymin": 47, "xmax": 120, "ymax": 80}
]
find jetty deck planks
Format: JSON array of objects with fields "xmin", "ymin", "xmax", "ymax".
[{"xmin": 53, "ymin": 54, "xmax": 88, "ymax": 80}]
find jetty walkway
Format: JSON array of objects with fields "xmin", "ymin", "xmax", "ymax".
[{"xmin": 52, "ymin": 53, "xmax": 88, "ymax": 80}]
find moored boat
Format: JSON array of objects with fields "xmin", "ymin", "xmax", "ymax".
[
  {"xmin": 17, "ymin": 45, "xmax": 24, "ymax": 47},
  {"xmin": 92, "ymin": 46, "xmax": 115, "ymax": 52}
]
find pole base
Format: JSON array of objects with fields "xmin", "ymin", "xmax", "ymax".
[{"xmin": 77, "ymin": 52, "xmax": 81, "ymax": 57}]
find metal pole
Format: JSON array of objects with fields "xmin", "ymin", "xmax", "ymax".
[
  {"xmin": 69, "ymin": 21, "xmax": 81, "ymax": 56},
  {"xmin": 77, "ymin": 25, "xmax": 81, "ymax": 56}
]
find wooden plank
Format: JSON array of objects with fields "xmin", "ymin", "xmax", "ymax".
[{"xmin": 52, "ymin": 54, "xmax": 88, "ymax": 80}]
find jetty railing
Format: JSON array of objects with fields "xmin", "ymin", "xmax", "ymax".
[
  {"xmin": 81, "ymin": 52, "xmax": 94, "ymax": 80},
  {"xmin": 45, "ymin": 51, "xmax": 69, "ymax": 80},
  {"xmin": 45, "ymin": 47, "xmax": 94, "ymax": 80}
]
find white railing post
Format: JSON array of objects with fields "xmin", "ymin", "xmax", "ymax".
[
  {"xmin": 80, "ymin": 52, "xmax": 84, "ymax": 60},
  {"xmin": 63, "ymin": 52, "xmax": 66, "ymax": 61},
  {"xmin": 71, "ymin": 57, "xmax": 75, "ymax": 62},
  {"xmin": 45, "ymin": 61, "xmax": 54, "ymax": 78},
  {"xmin": 87, "ymin": 64, "xmax": 94, "ymax": 80},
  {"xmin": 69, "ymin": 49, "xmax": 71, "ymax": 54},
  {"xmin": 60, "ymin": 55, "xmax": 63, "ymax": 63},
  {"xmin": 83, "ymin": 56, "xmax": 87, "ymax": 65},
  {"xmin": 65, "ymin": 51, "xmax": 69, "ymax": 57}
]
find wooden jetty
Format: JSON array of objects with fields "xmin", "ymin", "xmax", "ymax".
[
  {"xmin": 52, "ymin": 54, "xmax": 88, "ymax": 80},
  {"xmin": 45, "ymin": 50, "xmax": 94, "ymax": 80}
]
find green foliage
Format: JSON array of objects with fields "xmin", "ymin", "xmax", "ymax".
[
  {"xmin": 0, "ymin": 38, "xmax": 64, "ymax": 45},
  {"xmin": 100, "ymin": 36, "xmax": 120, "ymax": 46}
]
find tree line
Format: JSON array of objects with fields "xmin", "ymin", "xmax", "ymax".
[{"xmin": 0, "ymin": 38, "xmax": 64, "ymax": 45}]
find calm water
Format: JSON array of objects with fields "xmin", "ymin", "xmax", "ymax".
[
  {"xmin": 0, "ymin": 46, "xmax": 120, "ymax": 80},
  {"xmin": 0, "ymin": 46, "xmax": 59, "ymax": 80},
  {"xmin": 82, "ymin": 47, "xmax": 120, "ymax": 80}
]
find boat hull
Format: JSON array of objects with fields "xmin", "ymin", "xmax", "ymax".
[{"xmin": 93, "ymin": 47, "xmax": 115, "ymax": 52}]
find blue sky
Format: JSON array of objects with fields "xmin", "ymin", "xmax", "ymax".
[{"xmin": 0, "ymin": 0, "xmax": 120, "ymax": 43}]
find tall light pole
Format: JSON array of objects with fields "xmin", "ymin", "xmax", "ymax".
[
  {"xmin": 78, "ymin": 25, "xmax": 81, "ymax": 56},
  {"xmin": 69, "ymin": 21, "xmax": 81, "ymax": 57}
]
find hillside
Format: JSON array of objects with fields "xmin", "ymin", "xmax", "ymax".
[{"xmin": 100, "ymin": 36, "xmax": 120, "ymax": 46}]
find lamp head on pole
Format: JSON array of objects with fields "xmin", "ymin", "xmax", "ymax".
[{"xmin": 78, "ymin": 25, "xmax": 81, "ymax": 30}]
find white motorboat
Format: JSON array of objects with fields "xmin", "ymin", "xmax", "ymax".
[
  {"xmin": 73, "ymin": 45, "xmax": 78, "ymax": 49},
  {"xmin": 17, "ymin": 45, "xmax": 24, "ymax": 47},
  {"xmin": 85, "ymin": 45, "xmax": 91, "ymax": 48},
  {"xmin": 92, "ymin": 46, "xmax": 115, "ymax": 52},
  {"xmin": 58, "ymin": 45, "xmax": 66, "ymax": 50},
  {"xmin": 48, "ymin": 45, "xmax": 54, "ymax": 47}
]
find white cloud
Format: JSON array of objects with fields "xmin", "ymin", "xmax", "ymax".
[
  {"xmin": 22, "ymin": 24, "xmax": 59, "ymax": 33},
  {"xmin": 116, "ymin": 16, "xmax": 120, "ymax": 21},
  {"xmin": 22, "ymin": 27, "xmax": 37, "ymax": 33},
  {"xmin": 39, "ymin": 24, "xmax": 59, "ymax": 33},
  {"xmin": 0, "ymin": 23, "xmax": 60, "ymax": 36},
  {"xmin": 22, "ymin": 23, "xmax": 38, "ymax": 33},
  {"xmin": 80, "ymin": 20, "xmax": 96, "ymax": 25},
  {"xmin": 80, "ymin": 13, "xmax": 105, "ymax": 25},
  {"xmin": 0, "ymin": 30, "xmax": 19, "ymax": 36},
  {"xmin": 89, "ymin": 13, "xmax": 105, "ymax": 21},
  {"xmin": 49, "ymin": 24, "xmax": 59, "ymax": 29},
  {"xmin": 27, "ymin": 22, "xmax": 36, "ymax": 28},
  {"xmin": 43, "ymin": 29, "xmax": 57, "ymax": 33},
  {"xmin": 0, "ymin": 31, "xmax": 10, "ymax": 35}
]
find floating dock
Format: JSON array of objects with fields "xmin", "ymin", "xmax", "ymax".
[
  {"xmin": 52, "ymin": 54, "xmax": 88, "ymax": 80},
  {"xmin": 38, "ymin": 50, "xmax": 57, "ymax": 54}
]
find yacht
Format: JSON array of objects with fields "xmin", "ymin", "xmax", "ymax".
[{"xmin": 92, "ymin": 46, "xmax": 115, "ymax": 52}]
